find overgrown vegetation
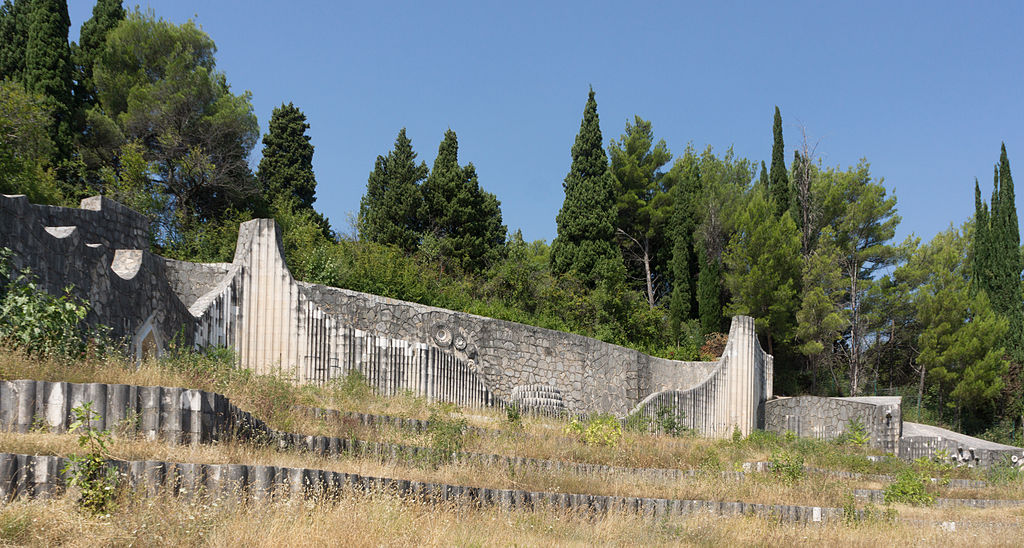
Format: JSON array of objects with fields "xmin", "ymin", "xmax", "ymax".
[
  {"xmin": 883, "ymin": 470, "xmax": 935, "ymax": 506},
  {"xmin": 61, "ymin": 402, "xmax": 118, "ymax": 515}
]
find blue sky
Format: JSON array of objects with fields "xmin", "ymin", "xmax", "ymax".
[{"xmin": 69, "ymin": 1, "xmax": 1024, "ymax": 247}]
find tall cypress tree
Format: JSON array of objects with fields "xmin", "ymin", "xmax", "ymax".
[
  {"xmin": 257, "ymin": 102, "xmax": 318, "ymax": 211},
  {"xmin": 551, "ymin": 88, "xmax": 621, "ymax": 284},
  {"xmin": 359, "ymin": 128, "xmax": 428, "ymax": 253},
  {"xmin": 994, "ymin": 144, "xmax": 1023, "ymax": 362},
  {"xmin": 419, "ymin": 129, "xmax": 505, "ymax": 272},
  {"xmin": 74, "ymin": 0, "xmax": 124, "ymax": 109},
  {"xmin": 0, "ymin": 0, "xmax": 29, "ymax": 82},
  {"xmin": 668, "ymin": 148, "xmax": 700, "ymax": 344},
  {"xmin": 24, "ymin": 0, "xmax": 73, "ymax": 161},
  {"xmin": 768, "ymin": 106, "xmax": 790, "ymax": 216},
  {"xmin": 972, "ymin": 179, "xmax": 992, "ymax": 297},
  {"xmin": 697, "ymin": 244, "xmax": 723, "ymax": 335},
  {"xmin": 758, "ymin": 160, "xmax": 768, "ymax": 190}
]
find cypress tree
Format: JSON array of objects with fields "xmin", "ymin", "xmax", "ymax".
[
  {"xmin": 697, "ymin": 244, "xmax": 723, "ymax": 335},
  {"xmin": 359, "ymin": 128, "xmax": 428, "ymax": 253},
  {"xmin": 74, "ymin": 0, "xmax": 124, "ymax": 108},
  {"xmin": 668, "ymin": 149, "xmax": 700, "ymax": 344},
  {"xmin": 758, "ymin": 160, "xmax": 768, "ymax": 190},
  {"xmin": 769, "ymin": 106, "xmax": 790, "ymax": 216},
  {"xmin": 0, "ymin": 0, "xmax": 29, "ymax": 82},
  {"xmin": 24, "ymin": 0, "xmax": 73, "ymax": 161},
  {"xmin": 257, "ymin": 102, "xmax": 318, "ymax": 212},
  {"xmin": 971, "ymin": 179, "xmax": 991, "ymax": 297},
  {"xmin": 995, "ymin": 144, "xmax": 1023, "ymax": 361},
  {"xmin": 419, "ymin": 130, "xmax": 505, "ymax": 272},
  {"xmin": 551, "ymin": 88, "xmax": 621, "ymax": 284}
]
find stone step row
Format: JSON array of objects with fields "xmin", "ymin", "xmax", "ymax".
[
  {"xmin": 0, "ymin": 452, "xmax": 842, "ymax": 524},
  {"xmin": 852, "ymin": 489, "xmax": 1024, "ymax": 508},
  {"xmin": 0, "ymin": 379, "xmax": 993, "ymax": 491},
  {"xmin": 741, "ymin": 461, "xmax": 988, "ymax": 490}
]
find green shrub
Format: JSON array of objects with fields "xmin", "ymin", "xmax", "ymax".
[
  {"xmin": 836, "ymin": 418, "xmax": 870, "ymax": 447},
  {"xmin": 655, "ymin": 406, "xmax": 688, "ymax": 437},
  {"xmin": 0, "ymin": 250, "xmax": 92, "ymax": 359},
  {"xmin": 62, "ymin": 402, "xmax": 118, "ymax": 515},
  {"xmin": 427, "ymin": 403, "xmax": 468, "ymax": 465},
  {"xmin": 883, "ymin": 469, "xmax": 934, "ymax": 505},
  {"xmin": 564, "ymin": 414, "xmax": 622, "ymax": 447},
  {"xmin": 769, "ymin": 450, "xmax": 804, "ymax": 485}
]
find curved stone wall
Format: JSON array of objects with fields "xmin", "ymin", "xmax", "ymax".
[{"xmin": 630, "ymin": 316, "xmax": 773, "ymax": 437}]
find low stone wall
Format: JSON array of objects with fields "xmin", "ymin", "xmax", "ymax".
[
  {"xmin": 0, "ymin": 452, "xmax": 842, "ymax": 523},
  {"xmin": 764, "ymin": 396, "xmax": 901, "ymax": 452}
]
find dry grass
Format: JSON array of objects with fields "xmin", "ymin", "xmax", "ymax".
[
  {"xmin": 3, "ymin": 431, "xmax": 1022, "ymax": 509},
  {"xmin": 0, "ymin": 489, "xmax": 1022, "ymax": 547}
]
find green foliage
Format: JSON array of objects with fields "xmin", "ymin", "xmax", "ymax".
[
  {"xmin": 0, "ymin": 0, "xmax": 29, "ymax": 82},
  {"xmin": 609, "ymin": 115, "xmax": 673, "ymax": 307},
  {"xmin": 667, "ymin": 147, "xmax": 701, "ymax": 342},
  {"xmin": 24, "ymin": 0, "xmax": 73, "ymax": 161},
  {"xmin": 418, "ymin": 130, "xmax": 506, "ymax": 273},
  {"xmin": 836, "ymin": 418, "xmax": 870, "ymax": 447},
  {"xmin": 551, "ymin": 89, "xmax": 622, "ymax": 285},
  {"xmin": 0, "ymin": 80, "xmax": 62, "ymax": 203},
  {"xmin": 655, "ymin": 405, "xmax": 687, "ymax": 436},
  {"xmin": 359, "ymin": 128, "xmax": 428, "ymax": 252},
  {"xmin": 73, "ymin": 0, "xmax": 125, "ymax": 109},
  {"xmin": 768, "ymin": 106, "xmax": 790, "ymax": 216},
  {"xmin": 911, "ymin": 449, "xmax": 954, "ymax": 479},
  {"xmin": 768, "ymin": 450, "xmax": 804, "ymax": 485},
  {"xmin": 564, "ymin": 413, "xmax": 622, "ymax": 447},
  {"xmin": 62, "ymin": 402, "xmax": 118, "ymax": 515},
  {"xmin": 723, "ymin": 190, "xmax": 801, "ymax": 354},
  {"xmin": 0, "ymin": 254, "xmax": 90, "ymax": 359},
  {"xmin": 92, "ymin": 8, "xmax": 259, "ymax": 240},
  {"xmin": 883, "ymin": 469, "xmax": 934, "ymax": 506},
  {"xmin": 427, "ymin": 404, "xmax": 468, "ymax": 465},
  {"xmin": 257, "ymin": 102, "xmax": 321, "ymax": 224}
]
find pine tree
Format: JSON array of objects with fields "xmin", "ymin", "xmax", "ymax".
[
  {"xmin": 768, "ymin": 106, "xmax": 790, "ymax": 216},
  {"xmin": 0, "ymin": 0, "xmax": 29, "ymax": 82},
  {"xmin": 358, "ymin": 128, "xmax": 428, "ymax": 253},
  {"xmin": 258, "ymin": 102, "xmax": 318, "ymax": 211},
  {"xmin": 551, "ymin": 88, "xmax": 621, "ymax": 284},
  {"xmin": 74, "ymin": 0, "xmax": 124, "ymax": 108},
  {"xmin": 24, "ymin": 0, "xmax": 73, "ymax": 161}
]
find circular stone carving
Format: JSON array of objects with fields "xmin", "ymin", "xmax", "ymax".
[
  {"xmin": 466, "ymin": 359, "xmax": 476, "ymax": 370},
  {"xmin": 454, "ymin": 336, "xmax": 467, "ymax": 351},
  {"xmin": 434, "ymin": 326, "xmax": 452, "ymax": 347}
]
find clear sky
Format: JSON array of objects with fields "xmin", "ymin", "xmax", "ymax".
[{"xmin": 69, "ymin": 1, "xmax": 1024, "ymax": 246}]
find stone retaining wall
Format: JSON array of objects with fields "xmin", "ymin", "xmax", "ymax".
[
  {"xmin": 0, "ymin": 452, "xmax": 842, "ymax": 523},
  {"xmin": 764, "ymin": 396, "xmax": 902, "ymax": 452}
]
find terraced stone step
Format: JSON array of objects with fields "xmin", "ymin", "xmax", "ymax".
[
  {"xmin": 0, "ymin": 452, "xmax": 842, "ymax": 524},
  {"xmin": 852, "ymin": 489, "xmax": 1024, "ymax": 508}
]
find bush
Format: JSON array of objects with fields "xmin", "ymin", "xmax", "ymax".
[
  {"xmin": 769, "ymin": 450, "xmax": 804, "ymax": 485},
  {"xmin": 883, "ymin": 469, "xmax": 934, "ymax": 505},
  {"xmin": 564, "ymin": 414, "xmax": 622, "ymax": 447},
  {"xmin": 835, "ymin": 418, "xmax": 870, "ymax": 447},
  {"xmin": 427, "ymin": 403, "xmax": 468, "ymax": 465},
  {"xmin": 62, "ymin": 402, "xmax": 118, "ymax": 515},
  {"xmin": 0, "ymin": 251, "xmax": 92, "ymax": 360}
]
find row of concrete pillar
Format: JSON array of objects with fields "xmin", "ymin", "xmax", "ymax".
[{"xmin": 0, "ymin": 452, "xmax": 839, "ymax": 523}]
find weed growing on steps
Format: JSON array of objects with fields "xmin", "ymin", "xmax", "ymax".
[
  {"xmin": 564, "ymin": 414, "xmax": 622, "ymax": 447},
  {"xmin": 427, "ymin": 402, "xmax": 468, "ymax": 465},
  {"xmin": 883, "ymin": 469, "xmax": 935, "ymax": 506},
  {"xmin": 61, "ymin": 402, "xmax": 118, "ymax": 515}
]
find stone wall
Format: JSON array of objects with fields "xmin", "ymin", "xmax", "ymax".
[
  {"xmin": 0, "ymin": 195, "xmax": 772, "ymax": 427},
  {"xmin": 0, "ymin": 194, "xmax": 193, "ymax": 354},
  {"xmin": 764, "ymin": 396, "xmax": 901, "ymax": 452}
]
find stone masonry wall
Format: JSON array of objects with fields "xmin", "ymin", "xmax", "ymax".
[
  {"xmin": 0, "ymin": 194, "xmax": 193, "ymax": 351},
  {"xmin": 764, "ymin": 396, "xmax": 902, "ymax": 452}
]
